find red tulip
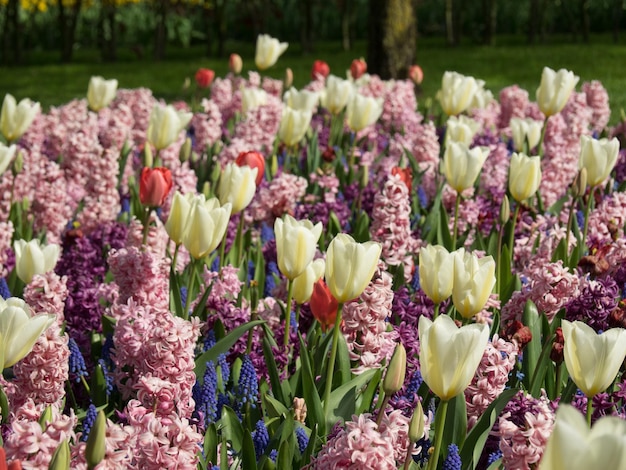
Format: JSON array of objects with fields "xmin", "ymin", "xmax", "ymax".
[
  {"xmin": 195, "ymin": 68, "xmax": 215, "ymax": 89},
  {"xmin": 0, "ymin": 447, "xmax": 22, "ymax": 470},
  {"xmin": 409, "ymin": 65, "xmax": 424, "ymax": 85},
  {"xmin": 311, "ymin": 60, "xmax": 330, "ymax": 80},
  {"xmin": 309, "ymin": 279, "xmax": 339, "ymax": 333},
  {"xmin": 235, "ymin": 151, "xmax": 265, "ymax": 186},
  {"xmin": 391, "ymin": 167, "xmax": 412, "ymax": 194},
  {"xmin": 350, "ymin": 59, "xmax": 367, "ymax": 80},
  {"xmin": 139, "ymin": 167, "xmax": 173, "ymax": 207}
]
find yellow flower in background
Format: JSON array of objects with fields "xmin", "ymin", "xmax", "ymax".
[
  {"xmin": 255, "ymin": 34, "xmax": 288, "ymax": 70},
  {"xmin": 0, "ymin": 94, "xmax": 40, "ymax": 143},
  {"xmin": 278, "ymin": 107, "xmax": 312, "ymax": 147},
  {"xmin": 146, "ymin": 103, "xmax": 192, "ymax": 151},
  {"xmin": 445, "ymin": 115, "xmax": 481, "ymax": 147},
  {"xmin": 345, "ymin": 93, "xmax": 383, "ymax": 132},
  {"xmin": 320, "ymin": 75, "xmax": 354, "ymax": 115},
  {"xmin": 510, "ymin": 117, "xmax": 543, "ymax": 152},
  {"xmin": 87, "ymin": 76, "xmax": 118, "ymax": 112},
  {"xmin": 437, "ymin": 71, "xmax": 482, "ymax": 116},
  {"xmin": 441, "ymin": 141, "xmax": 490, "ymax": 193}
]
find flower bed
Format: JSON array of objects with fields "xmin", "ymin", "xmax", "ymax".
[{"xmin": 0, "ymin": 36, "xmax": 625, "ymax": 469}]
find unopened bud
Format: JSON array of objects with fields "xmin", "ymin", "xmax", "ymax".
[
  {"xmin": 383, "ymin": 343, "xmax": 407, "ymax": 396},
  {"xmin": 143, "ymin": 143, "xmax": 153, "ymax": 168},
  {"xmin": 499, "ymin": 195, "xmax": 510, "ymax": 224},
  {"xmin": 408, "ymin": 400, "xmax": 425, "ymax": 442},
  {"xmin": 270, "ymin": 154, "xmax": 278, "ymax": 178},
  {"xmin": 229, "ymin": 53, "xmax": 243, "ymax": 75},
  {"xmin": 12, "ymin": 151, "xmax": 23, "ymax": 176},
  {"xmin": 359, "ymin": 165, "xmax": 370, "ymax": 189},
  {"xmin": 48, "ymin": 439, "xmax": 70, "ymax": 470},
  {"xmin": 284, "ymin": 68, "xmax": 293, "ymax": 89},
  {"xmin": 179, "ymin": 137, "xmax": 192, "ymax": 163},
  {"xmin": 573, "ymin": 168, "xmax": 587, "ymax": 198},
  {"xmin": 293, "ymin": 397, "xmax": 307, "ymax": 423},
  {"xmin": 39, "ymin": 405, "xmax": 53, "ymax": 431},
  {"xmin": 85, "ymin": 410, "xmax": 107, "ymax": 469},
  {"xmin": 202, "ymin": 181, "xmax": 211, "ymax": 199}
]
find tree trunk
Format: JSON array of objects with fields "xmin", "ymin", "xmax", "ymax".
[
  {"xmin": 339, "ymin": 0, "xmax": 353, "ymax": 51},
  {"xmin": 203, "ymin": 4, "xmax": 212, "ymax": 57},
  {"xmin": 2, "ymin": 0, "xmax": 22, "ymax": 64},
  {"xmin": 367, "ymin": 0, "xmax": 417, "ymax": 80},
  {"xmin": 452, "ymin": 0, "xmax": 462, "ymax": 45},
  {"xmin": 300, "ymin": 0, "xmax": 314, "ymax": 54},
  {"xmin": 58, "ymin": 0, "xmax": 82, "ymax": 62},
  {"xmin": 153, "ymin": 0, "xmax": 167, "ymax": 60},
  {"xmin": 482, "ymin": 0, "xmax": 496, "ymax": 45},
  {"xmin": 445, "ymin": 0, "xmax": 454, "ymax": 45},
  {"xmin": 528, "ymin": 0, "xmax": 539, "ymax": 43},
  {"xmin": 214, "ymin": 0, "xmax": 226, "ymax": 58},
  {"xmin": 581, "ymin": 0, "xmax": 590, "ymax": 43},
  {"xmin": 613, "ymin": 0, "xmax": 622, "ymax": 43},
  {"xmin": 100, "ymin": 0, "xmax": 118, "ymax": 61}
]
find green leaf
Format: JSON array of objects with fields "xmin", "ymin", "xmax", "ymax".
[
  {"xmin": 336, "ymin": 331, "xmax": 352, "ymax": 386},
  {"xmin": 460, "ymin": 388, "xmax": 517, "ymax": 470},
  {"xmin": 195, "ymin": 320, "xmax": 265, "ymax": 378},
  {"xmin": 0, "ymin": 385, "xmax": 9, "ymax": 424},
  {"xmin": 262, "ymin": 333, "xmax": 289, "ymax": 405},
  {"xmin": 169, "ymin": 267, "xmax": 184, "ymax": 318},
  {"xmin": 437, "ymin": 199, "xmax": 453, "ymax": 250},
  {"xmin": 353, "ymin": 211, "xmax": 371, "ymax": 243},
  {"xmin": 91, "ymin": 363, "xmax": 108, "ymax": 407},
  {"xmin": 442, "ymin": 394, "xmax": 467, "ymax": 454},
  {"xmin": 299, "ymin": 334, "xmax": 326, "ymax": 437},
  {"xmin": 220, "ymin": 406, "xmax": 244, "ymax": 451},
  {"xmin": 325, "ymin": 368, "xmax": 378, "ymax": 430},
  {"xmin": 262, "ymin": 393, "xmax": 290, "ymax": 419},
  {"xmin": 521, "ymin": 300, "xmax": 541, "ymax": 391},
  {"xmin": 204, "ymin": 423, "xmax": 218, "ymax": 466},
  {"xmin": 241, "ymin": 428, "xmax": 258, "ymax": 470}
]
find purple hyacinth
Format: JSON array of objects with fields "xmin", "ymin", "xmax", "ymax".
[{"xmin": 566, "ymin": 276, "xmax": 619, "ymax": 332}]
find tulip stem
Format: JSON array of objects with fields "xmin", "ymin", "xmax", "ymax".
[
  {"xmin": 236, "ymin": 210, "xmax": 246, "ymax": 265},
  {"xmin": 538, "ymin": 116, "xmax": 549, "ymax": 158},
  {"xmin": 218, "ymin": 236, "xmax": 226, "ymax": 269},
  {"xmin": 183, "ymin": 259, "xmax": 198, "ymax": 320},
  {"xmin": 283, "ymin": 279, "xmax": 294, "ymax": 349},
  {"xmin": 581, "ymin": 186, "xmax": 596, "ymax": 254},
  {"xmin": 451, "ymin": 192, "xmax": 461, "ymax": 249},
  {"xmin": 586, "ymin": 395, "xmax": 593, "ymax": 427},
  {"xmin": 403, "ymin": 442, "xmax": 415, "ymax": 470},
  {"xmin": 564, "ymin": 195, "xmax": 577, "ymax": 259},
  {"xmin": 375, "ymin": 394, "xmax": 390, "ymax": 427},
  {"xmin": 495, "ymin": 218, "xmax": 505, "ymax": 295},
  {"xmin": 141, "ymin": 208, "xmax": 152, "ymax": 248},
  {"xmin": 427, "ymin": 399, "xmax": 449, "ymax": 470},
  {"xmin": 508, "ymin": 203, "xmax": 521, "ymax": 272},
  {"xmin": 171, "ymin": 244, "xmax": 180, "ymax": 274},
  {"xmin": 323, "ymin": 303, "xmax": 344, "ymax": 418},
  {"xmin": 433, "ymin": 303, "xmax": 440, "ymax": 320}
]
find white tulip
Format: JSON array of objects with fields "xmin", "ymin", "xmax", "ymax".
[
  {"xmin": 87, "ymin": 76, "xmax": 118, "ymax": 112},
  {"xmin": 255, "ymin": 34, "xmax": 288, "ymax": 70}
]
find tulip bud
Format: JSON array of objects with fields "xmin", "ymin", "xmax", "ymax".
[
  {"xmin": 499, "ymin": 195, "xmax": 510, "ymax": 225},
  {"xmin": 508, "ymin": 152, "xmax": 542, "ymax": 203},
  {"xmin": 510, "ymin": 118, "xmax": 543, "ymax": 152},
  {"xmin": 0, "ymin": 93, "xmax": 40, "ymax": 143},
  {"xmin": 85, "ymin": 410, "xmax": 107, "ymax": 469},
  {"xmin": 419, "ymin": 245, "xmax": 454, "ymax": 304},
  {"xmin": 359, "ymin": 164, "xmax": 369, "ymax": 189},
  {"xmin": 408, "ymin": 400, "xmax": 425, "ymax": 442},
  {"xmin": 284, "ymin": 68, "xmax": 294, "ymax": 89},
  {"xmin": 38, "ymin": 405, "xmax": 53, "ymax": 430},
  {"xmin": 437, "ymin": 71, "xmax": 481, "ymax": 116},
  {"xmin": 383, "ymin": 343, "xmax": 407, "ymax": 396},
  {"xmin": 181, "ymin": 196, "xmax": 232, "ymax": 259},
  {"xmin": 350, "ymin": 58, "xmax": 367, "ymax": 80},
  {"xmin": 283, "ymin": 87, "xmax": 320, "ymax": 114},
  {"xmin": 179, "ymin": 137, "xmax": 192, "ymax": 163},
  {"xmin": 255, "ymin": 34, "xmax": 288, "ymax": 70},
  {"xmin": 48, "ymin": 439, "xmax": 70, "ymax": 470},
  {"xmin": 235, "ymin": 150, "xmax": 265, "ymax": 186},
  {"xmin": 229, "ymin": 53, "xmax": 243, "ymax": 74},
  {"xmin": 311, "ymin": 60, "xmax": 330, "ymax": 80},
  {"xmin": 278, "ymin": 107, "xmax": 312, "ymax": 147},
  {"xmin": 194, "ymin": 68, "xmax": 215, "ymax": 89},
  {"xmin": 325, "ymin": 234, "xmax": 382, "ymax": 303},
  {"xmin": 293, "ymin": 397, "xmax": 307, "ymax": 423},
  {"xmin": 445, "ymin": 115, "xmax": 481, "ymax": 147},
  {"xmin": 536, "ymin": 67, "xmax": 579, "ymax": 117},
  {"xmin": 409, "ymin": 65, "xmax": 424, "ymax": 85},
  {"xmin": 345, "ymin": 93, "xmax": 383, "ymax": 132},
  {"xmin": 452, "ymin": 249, "xmax": 496, "ymax": 319},
  {"xmin": 12, "ymin": 149, "xmax": 23, "ymax": 176},
  {"xmin": 270, "ymin": 153, "xmax": 278, "ymax": 178},
  {"xmin": 320, "ymin": 75, "xmax": 354, "ymax": 115},
  {"xmin": 142, "ymin": 143, "xmax": 153, "ymax": 168},
  {"xmin": 579, "ymin": 135, "xmax": 620, "ymax": 187},
  {"xmin": 275, "ymin": 215, "xmax": 323, "ymax": 280},
  {"xmin": 217, "ymin": 162, "xmax": 257, "ymax": 214},
  {"xmin": 146, "ymin": 103, "xmax": 192, "ymax": 151},
  {"xmin": 441, "ymin": 142, "xmax": 490, "ymax": 193},
  {"xmin": 139, "ymin": 166, "xmax": 173, "ymax": 208},
  {"xmin": 164, "ymin": 191, "xmax": 191, "ymax": 245},
  {"xmin": 550, "ymin": 327, "xmax": 565, "ymax": 363},
  {"xmin": 572, "ymin": 168, "xmax": 588, "ymax": 198},
  {"xmin": 309, "ymin": 279, "xmax": 339, "ymax": 332}
]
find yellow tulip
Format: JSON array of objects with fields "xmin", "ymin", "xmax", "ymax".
[
  {"xmin": 345, "ymin": 93, "xmax": 383, "ymax": 132},
  {"xmin": 445, "ymin": 115, "xmax": 481, "ymax": 147},
  {"xmin": 320, "ymin": 75, "xmax": 354, "ymax": 115},
  {"xmin": 441, "ymin": 141, "xmax": 490, "ymax": 193},
  {"xmin": 510, "ymin": 117, "xmax": 543, "ymax": 152},
  {"xmin": 418, "ymin": 314, "xmax": 489, "ymax": 401},
  {"xmin": 13, "ymin": 239, "xmax": 60, "ymax": 284},
  {"xmin": 275, "ymin": 215, "xmax": 323, "ymax": 280},
  {"xmin": 540, "ymin": 404, "xmax": 626, "ymax": 470},
  {"xmin": 181, "ymin": 196, "xmax": 232, "ymax": 259},
  {"xmin": 536, "ymin": 67, "xmax": 579, "ymax": 117},
  {"xmin": 0, "ymin": 297, "xmax": 55, "ymax": 369},
  {"xmin": 87, "ymin": 76, "xmax": 118, "ymax": 112},
  {"xmin": 508, "ymin": 152, "xmax": 542, "ymax": 202},
  {"xmin": 241, "ymin": 88, "xmax": 268, "ymax": 114},
  {"xmin": 278, "ymin": 107, "xmax": 312, "ymax": 147},
  {"xmin": 146, "ymin": 104, "xmax": 192, "ymax": 151},
  {"xmin": 292, "ymin": 258, "xmax": 325, "ymax": 304},
  {"xmin": 283, "ymin": 87, "xmax": 320, "ymax": 113},
  {"xmin": 452, "ymin": 249, "xmax": 496, "ymax": 319},
  {"xmin": 579, "ymin": 135, "xmax": 620, "ymax": 187},
  {"xmin": 0, "ymin": 143, "xmax": 16, "ymax": 177},
  {"xmin": 0, "ymin": 93, "xmax": 40, "ymax": 143},
  {"xmin": 324, "ymin": 234, "xmax": 381, "ymax": 303},
  {"xmin": 437, "ymin": 71, "xmax": 481, "ymax": 116},
  {"xmin": 561, "ymin": 320, "xmax": 626, "ymax": 397},
  {"xmin": 418, "ymin": 244, "xmax": 454, "ymax": 304},
  {"xmin": 255, "ymin": 34, "xmax": 288, "ymax": 70},
  {"xmin": 164, "ymin": 191, "xmax": 192, "ymax": 245},
  {"xmin": 217, "ymin": 163, "xmax": 258, "ymax": 214}
]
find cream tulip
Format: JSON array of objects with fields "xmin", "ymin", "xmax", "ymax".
[
  {"xmin": 418, "ymin": 314, "xmax": 489, "ymax": 401},
  {"xmin": 164, "ymin": 191, "xmax": 192, "ymax": 245},
  {"xmin": 579, "ymin": 135, "xmax": 620, "ymax": 187},
  {"xmin": 441, "ymin": 141, "xmax": 490, "ymax": 193},
  {"xmin": 146, "ymin": 104, "xmax": 193, "ymax": 151},
  {"xmin": 452, "ymin": 249, "xmax": 496, "ymax": 319},
  {"xmin": 283, "ymin": 87, "xmax": 319, "ymax": 113},
  {"xmin": 469, "ymin": 86, "xmax": 493, "ymax": 110},
  {"xmin": 324, "ymin": 233, "xmax": 381, "ymax": 303},
  {"xmin": 345, "ymin": 93, "xmax": 383, "ymax": 132},
  {"xmin": 255, "ymin": 34, "xmax": 288, "ymax": 71},
  {"xmin": 217, "ymin": 162, "xmax": 258, "ymax": 214},
  {"xmin": 436, "ymin": 71, "xmax": 481, "ymax": 116},
  {"xmin": 536, "ymin": 67, "xmax": 579, "ymax": 117},
  {"xmin": 0, "ymin": 94, "xmax": 40, "ymax": 143},
  {"xmin": 292, "ymin": 258, "xmax": 325, "ymax": 304},
  {"xmin": 181, "ymin": 196, "xmax": 232, "ymax": 259},
  {"xmin": 13, "ymin": 239, "xmax": 60, "ymax": 284},
  {"xmin": 0, "ymin": 143, "xmax": 16, "ymax": 177},
  {"xmin": 278, "ymin": 107, "xmax": 312, "ymax": 147},
  {"xmin": 540, "ymin": 404, "xmax": 626, "ymax": 470},
  {"xmin": 418, "ymin": 245, "xmax": 454, "ymax": 304},
  {"xmin": 87, "ymin": 76, "xmax": 118, "ymax": 112},
  {"xmin": 0, "ymin": 297, "xmax": 55, "ymax": 369},
  {"xmin": 320, "ymin": 75, "xmax": 354, "ymax": 115},
  {"xmin": 275, "ymin": 215, "xmax": 323, "ymax": 280},
  {"xmin": 561, "ymin": 320, "xmax": 626, "ymax": 397},
  {"xmin": 510, "ymin": 117, "xmax": 543, "ymax": 152},
  {"xmin": 508, "ymin": 152, "xmax": 542, "ymax": 202},
  {"xmin": 445, "ymin": 115, "xmax": 481, "ymax": 147},
  {"xmin": 241, "ymin": 88, "xmax": 268, "ymax": 114}
]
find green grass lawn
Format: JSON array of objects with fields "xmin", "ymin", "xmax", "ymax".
[{"xmin": 2, "ymin": 34, "xmax": 626, "ymax": 125}]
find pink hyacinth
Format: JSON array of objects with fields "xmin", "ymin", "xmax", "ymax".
[
  {"xmin": 71, "ymin": 419, "xmax": 133, "ymax": 469},
  {"xmin": 248, "ymin": 172, "xmax": 308, "ymax": 222},
  {"xmin": 586, "ymin": 191, "xmax": 626, "ymax": 249},
  {"xmin": 191, "ymin": 98, "xmax": 223, "ymax": 153},
  {"xmin": 0, "ymin": 220, "xmax": 14, "ymax": 277},
  {"xmin": 465, "ymin": 335, "xmax": 518, "ymax": 429},
  {"xmin": 23, "ymin": 271, "xmax": 68, "ymax": 324},
  {"xmin": 10, "ymin": 323, "xmax": 69, "ymax": 409},
  {"xmin": 582, "ymin": 80, "xmax": 611, "ymax": 133},
  {"xmin": 371, "ymin": 172, "xmax": 421, "ymax": 280},
  {"xmin": 234, "ymin": 94, "xmax": 283, "ymax": 152},
  {"xmin": 498, "ymin": 85, "xmax": 531, "ymax": 129}
]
